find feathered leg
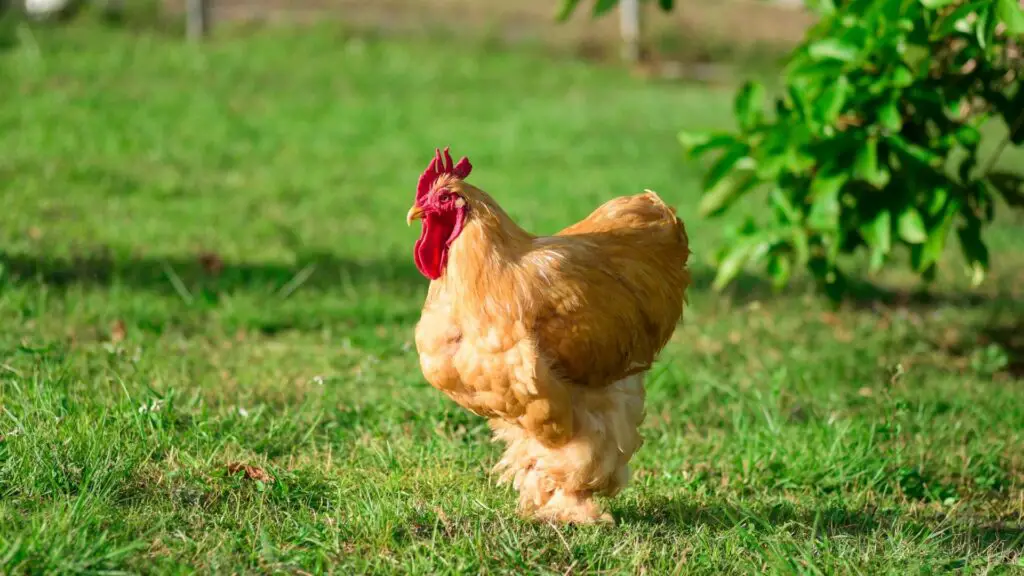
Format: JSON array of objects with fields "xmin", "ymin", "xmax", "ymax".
[{"xmin": 491, "ymin": 373, "xmax": 646, "ymax": 524}]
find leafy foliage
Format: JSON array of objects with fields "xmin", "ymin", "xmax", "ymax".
[
  {"xmin": 678, "ymin": 0, "xmax": 1024, "ymax": 298},
  {"xmin": 559, "ymin": 0, "xmax": 1024, "ymax": 299}
]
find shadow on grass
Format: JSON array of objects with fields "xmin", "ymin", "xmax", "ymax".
[
  {"xmin": 937, "ymin": 318, "xmax": 1024, "ymax": 379},
  {"xmin": 692, "ymin": 272, "xmax": 1012, "ymax": 312},
  {"xmin": 0, "ymin": 249, "xmax": 428, "ymax": 296},
  {"xmin": 0, "ymin": 248, "xmax": 1015, "ymax": 313},
  {"xmin": 618, "ymin": 497, "xmax": 1024, "ymax": 552},
  {"xmin": 981, "ymin": 321, "xmax": 1024, "ymax": 378},
  {"xmin": 0, "ymin": 248, "xmax": 767, "ymax": 298}
]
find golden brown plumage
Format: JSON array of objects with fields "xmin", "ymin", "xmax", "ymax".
[{"xmin": 409, "ymin": 149, "xmax": 690, "ymax": 523}]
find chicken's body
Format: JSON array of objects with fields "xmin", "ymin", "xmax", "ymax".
[{"xmin": 410, "ymin": 159, "xmax": 689, "ymax": 523}]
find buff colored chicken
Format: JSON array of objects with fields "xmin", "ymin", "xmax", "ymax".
[{"xmin": 407, "ymin": 148, "xmax": 690, "ymax": 524}]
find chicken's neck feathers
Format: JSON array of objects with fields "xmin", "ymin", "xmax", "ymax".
[{"xmin": 436, "ymin": 195, "xmax": 535, "ymax": 331}]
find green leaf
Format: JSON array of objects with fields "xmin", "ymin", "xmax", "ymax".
[
  {"xmin": 888, "ymin": 133, "xmax": 943, "ymax": 168},
  {"xmin": 891, "ymin": 65, "xmax": 915, "ymax": 87},
  {"xmin": 593, "ymin": 0, "xmax": 618, "ymax": 17},
  {"xmin": 953, "ymin": 124, "xmax": 982, "ymax": 150},
  {"xmin": 861, "ymin": 210, "xmax": 892, "ymax": 273},
  {"xmin": 770, "ymin": 187, "xmax": 803, "ymax": 224},
  {"xmin": 811, "ymin": 0, "xmax": 836, "ymax": 15},
  {"xmin": 657, "ymin": 0, "xmax": 675, "ymax": 12},
  {"xmin": 681, "ymin": 132, "xmax": 739, "ymax": 159},
  {"xmin": 867, "ymin": 244, "xmax": 887, "ymax": 273},
  {"xmin": 919, "ymin": 0, "xmax": 958, "ymax": 8},
  {"xmin": 878, "ymin": 100, "xmax": 903, "ymax": 132},
  {"xmin": 775, "ymin": 123, "xmax": 815, "ymax": 175},
  {"xmin": 975, "ymin": 5, "xmax": 990, "ymax": 48},
  {"xmin": 917, "ymin": 198, "xmax": 958, "ymax": 271},
  {"xmin": 957, "ymin": 220, "xmax": 989, "ymax": 286},
  {"xmin": 817, "ymin": 75, "xmax": 851, "ymax": 124},
  {"xmin": 898, "ymin": 208, "xmax": 928, "ymax": 244},
  {"xmin": 787, "ymin": 82, "xmax": 813, "ymax": 124},
  {"xmin": 756, "ymin": 148, "xmax": 788, "ymax": 180},
  {"xmin": 807, "ymin": 169, "xmax": 848, "ymax": 232},
  {"xmin": 872, "ymin": 0, "xmax": 906, "ymax": 21},
  {"xmin": 872, "ymin": 168, "xmax": 892, "ymax": 188},
  {"xmin": 856, "ymin": 139, "xmax": 878, "ymax": 178},
  {"xmin": 678, "ymin": 131, "xmax": 711, "ymax": 152},
  {"xmin": 855, "ymin": 136, "xmax": 890, "ymax": 186},
  {"xmin": 808, "ymin": 38, "xmax": 860, "ymax": 63},
  {"xmin": 555, "ymin": 0, "xmax": 583, "ymax": 21},
  {"xmin": 996, "ymin": 0, "xmax": 1024, "ymax": 34},
  {"xmin": 701, "ymin": 143, "xmax": 749, "ymax": 193},
  {"xmin": 735, "ymin": 81, "xmax": 766, "ymax": 132},
  {"xmin": 785, "ymin": 147, "xmax": 817, "ymax": 175},
  {"xmin": 712, "ymin": 234, "xmax": 767, "ymax": 292},
  {"xmin": 935, "ymin": 1, "xmax": 991, "ymax": 36},
  {"xmin": 767, "ymin": 254, "xmax": 792, "ymax": 290},
  {"xmin": 902, "ymin": 45, "xmax": 931, "ymax": 72},
  {"xmin": 926, "ymin": 187, "xmax": 950, "ymax": 216},
  {"xmin": 870, "ymin": 212, "xmax": 893, "ymax": 255},
  {"xmin": 699, "ymin": 169, "xmax": 758, "ymax": 218},
  {"xmin": 792, "ymin": 225, "xmax": 810, "ymax": 266}
]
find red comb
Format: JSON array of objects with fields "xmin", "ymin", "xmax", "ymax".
[{"xmin": 416, "ymin": 147, "xmax": 472, "ymax": 203}]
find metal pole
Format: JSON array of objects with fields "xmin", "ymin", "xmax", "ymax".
[
  {"xmin": 619, "ymin": 0, "xmax": 641, "ymax": 64},
  {"xmin": 186, "ymin": 0, "xmax": 209, "ymax": 41}
]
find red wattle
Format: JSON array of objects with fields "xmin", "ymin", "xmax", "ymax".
[{"xmin": 414, "ymin": 212, "xmax": 456, "ymax": 280}]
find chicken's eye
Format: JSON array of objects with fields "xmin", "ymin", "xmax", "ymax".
[{"xmin": 439, "ymin": 192, "xmax": 451, "ymax": 204}]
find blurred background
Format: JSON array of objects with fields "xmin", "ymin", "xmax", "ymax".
[
  {"xmin": 14, "ymin": 0, "xmax": 815, "ymax": 61},
  {"xmin": 1, "ymin": 0, "xmax": 839, "ymax": 321}
]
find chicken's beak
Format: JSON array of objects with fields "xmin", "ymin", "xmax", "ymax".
[{"xmin": 406, "ymin": 205, "xmax": 425, "ymax": 226}]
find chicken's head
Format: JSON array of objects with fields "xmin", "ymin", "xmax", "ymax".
[{"xmin": 407, "ymin": 147, "xmax": 473, "ymax": 280}]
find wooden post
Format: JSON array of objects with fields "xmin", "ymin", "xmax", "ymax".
[
  {"xmin": 186, "ymin": 0, "xmax": 209, "ymax": 41},
  {"xmin": 619, "ymin": 0, "xmax": 641, "ymax": 64}
]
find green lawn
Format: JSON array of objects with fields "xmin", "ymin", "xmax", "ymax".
[{"xmin": 1, "ymin": 23, "xmax": 1023, "ymax": 574}]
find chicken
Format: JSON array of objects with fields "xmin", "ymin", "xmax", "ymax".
[{"xmin": 407, "ymin": 147, "xmax": 690, "ymax": 524}]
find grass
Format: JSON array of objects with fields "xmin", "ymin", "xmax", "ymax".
[{"xmin": 1, "ymin": 21, "xmax": 1023, "ymax": 575}]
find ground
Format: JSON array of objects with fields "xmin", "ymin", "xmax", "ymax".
[
  {"xmin": 1, "ymin": 22, "xmax": 1023, "ymax": 575},
  {"xmin": 171, "ymin": 0, "xmax": 815, "ymax": 59}
]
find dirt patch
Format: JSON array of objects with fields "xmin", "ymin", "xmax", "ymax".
[{"xmin": 162, "ymin": 0, "xmax": 816, "ymax": 59}]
